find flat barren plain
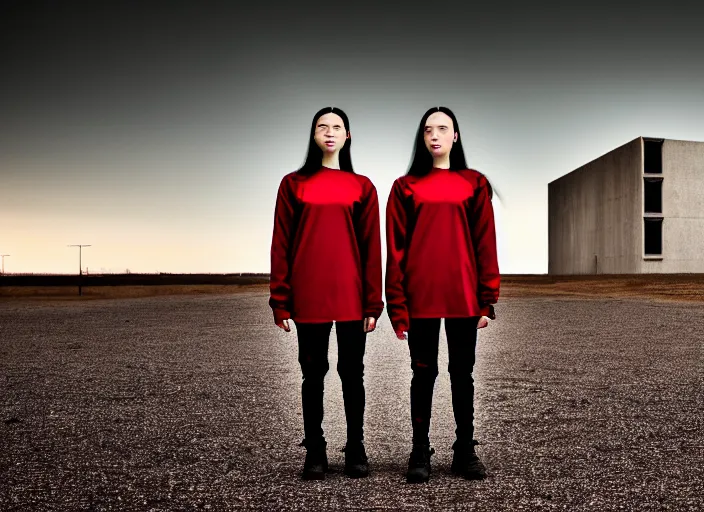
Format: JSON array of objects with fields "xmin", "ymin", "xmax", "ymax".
[{"xmin": 1, "ymin": 275, "xmax": 702, "ymax": 510}]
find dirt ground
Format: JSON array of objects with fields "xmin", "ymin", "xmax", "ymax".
[
  {"xmin": 1, "ymin": 274, "xmax": 703, "ymax": 303},
  {"xmin": 1, "ymin": 287, "xmax": 703, "ymax": 511},
  {"xmin": 0, "ymin": 284, "xmax": 270, "ymax": 300}
]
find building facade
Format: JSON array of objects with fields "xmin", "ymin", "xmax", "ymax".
[{"xmin": 548, "ymin": 137, "xmax": 704, "ymax": 274}]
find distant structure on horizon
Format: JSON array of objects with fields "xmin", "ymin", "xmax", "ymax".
[{"xmin": 548, "ymin": 136, "xmax": 704, "ymax": 274}]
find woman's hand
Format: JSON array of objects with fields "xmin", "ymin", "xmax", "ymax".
[
  {"xmin": 395, "ymin": 330, "xmax": 408, "ymax": 340},
  {"xmin": 276, "ymin": 319, "xmax": 291, "ymax": 332},
  {"xmin": 477, "ymin": 316, "xmax": 490, "ymax": 329},
  {"xmin": 363, "ymin": 317, "xmax": 376, "ymax": 332}
]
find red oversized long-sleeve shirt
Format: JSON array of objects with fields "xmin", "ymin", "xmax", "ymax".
[
  {"xmin": 385, "ymin": 167, "xmax": 500, "ymax": 335},
  {"xmin": 269, "ymin": 166, "xmax": 384, "ymax": 324}
]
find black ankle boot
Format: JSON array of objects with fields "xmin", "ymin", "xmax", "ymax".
[
  {"xmin": 406, "ymin": 443, "xmax": 435, "ymax": 483},
  {"xmin": 300, "ymin": 438, "xmax": 328, "ymax": 480},
  {"xmin": 451, "ymin": 439, "xmax": 487, "ymax": 480},
  {"xmin": 342, "ymin": 441, "xmax": 369, "ymax": 478}
]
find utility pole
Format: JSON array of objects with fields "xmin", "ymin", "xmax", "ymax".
[
  {"xmin": 0, "ymin": 254, "xmax": 9, "ymax": 275},
  {"xmin": 68, "ymin": 245, "xmax": 91, "ymax": 296}
]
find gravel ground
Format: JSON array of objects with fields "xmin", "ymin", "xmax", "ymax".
[{"xmin": 1, "ymin": 292, "xmax": 702, "ymax": 511}]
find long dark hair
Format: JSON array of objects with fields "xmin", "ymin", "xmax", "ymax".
[
  {"xmin": 406, "ymin": 106, "xmax": 498, "ymax": 201},
  {"xmin": 297, "ymin": 107, "xmax": 354, "ymax": 175}
]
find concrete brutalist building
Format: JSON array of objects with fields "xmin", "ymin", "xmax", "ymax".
[{"xmin": 548, "ymin": 137, "xmax": 704, "ymax": 274}]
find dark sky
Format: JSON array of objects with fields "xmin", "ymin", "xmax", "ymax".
[{"xmin": 2, "ymin": 1, "xmax": 703, "ymax": 273}]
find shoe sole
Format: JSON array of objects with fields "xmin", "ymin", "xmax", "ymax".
[
  {"xmin": 302, "ymin": 464, "xmax": 327, "ymax": 481},
  {"xmin": 344, "ymin": 464, "xmax": 370, "ymax": 478},
  {"xmin": 302, "ymin": 472, "xmax": 325, "ymax": 481},
  {"xmin": 451, "ymin": 467, "xmax": 486, "ymax": 480}
]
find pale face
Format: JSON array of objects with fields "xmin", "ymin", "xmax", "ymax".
[
  {"xmin": 313, "ymin": 113, "xmax": 349, "ymax": 154},
  {"xmin": 424, "ymin": 111, "xmax": 457, "ymax": 160}
]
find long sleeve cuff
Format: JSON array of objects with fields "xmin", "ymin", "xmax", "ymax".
[
  {"xmin": 479, "ymin": 304, "xmax": 496, "ymax": 319},
  {"xmin": 363, "ymin": 302, "xmax": 385, "ymax": 320},
  {"xmin": 272, "ymin": 308, "xmax": 291, "ymax": 324},
  {"xmin": 392, "ymin": 315, "xmax": 409, "ymax": 335}
]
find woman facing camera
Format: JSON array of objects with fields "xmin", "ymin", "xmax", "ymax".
[
  {"xmin": 385, "ymin": 106, "xmax": 500, "ymax": 483},
  {"xmin": 269, "ymin": 107, "xmax": 384, "ymax": 480}
]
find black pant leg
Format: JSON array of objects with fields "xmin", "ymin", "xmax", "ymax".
[
  {"xmin": 296, "ymin": 322, "xmax": 333, "ymax": 444},
  {"xmin": 335, "ymin": 320, "xmax": 367, "ymax": 443},
  {"xmin": 445, "ymin": 317, "xmax": 480, "ymax": 444},
  {"xmin": 407, "ymin": 318, "xmax": 441, "ymax": 445}
]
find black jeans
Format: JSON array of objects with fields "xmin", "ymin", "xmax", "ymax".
[
  {"xmin": 408, "ymin": 317, "xmax": 480, "ymax": 446},
  {"xmin": 296, "ymin": 320, "xmax": 367, "ymax": 445}
]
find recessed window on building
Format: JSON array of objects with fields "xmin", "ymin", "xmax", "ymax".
[
  {"xmin": 644, "ymin": 139, "xmax": 663, "ymax": 174},
  {"xmin": 644, "ymin": 178, "xmax": 663, "ymax": 213},
  {"xmin": 644, "ymin": 217, "xmax": 663, "ymax": 255}
]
